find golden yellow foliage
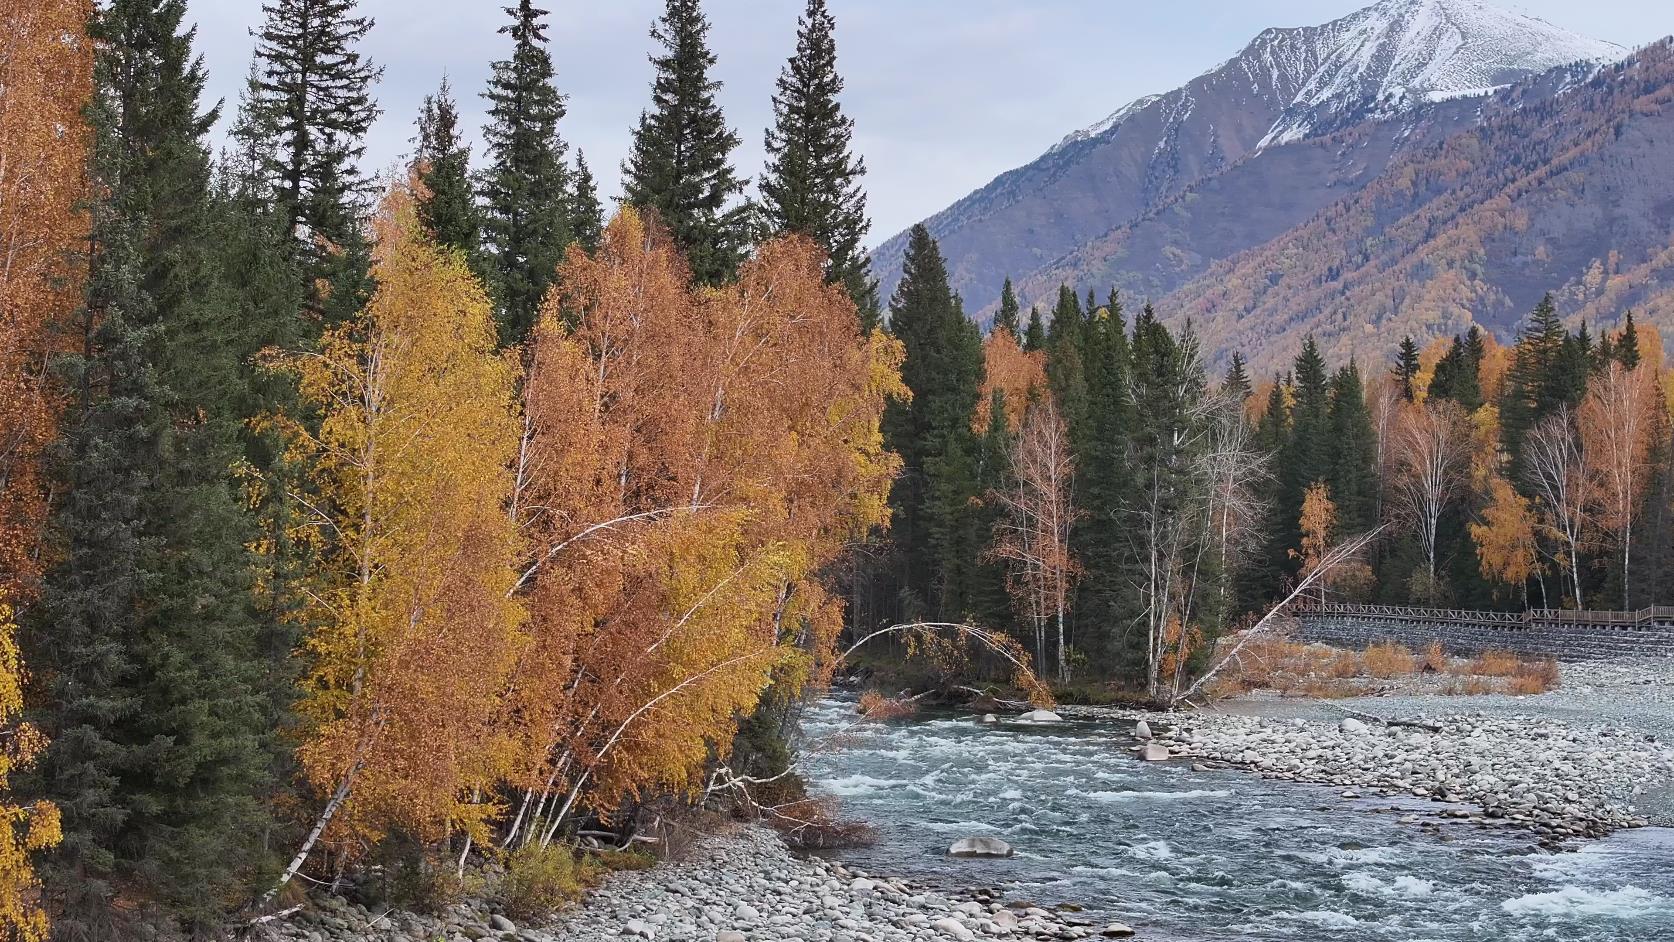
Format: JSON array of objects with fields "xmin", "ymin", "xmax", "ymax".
[
  {"xmin": 275, "ymin": 179, "xmax": 526, "ymax": 858},
  {"xmin": 0, "ymin": 598, "xmax": 57, "ymax": 942}
]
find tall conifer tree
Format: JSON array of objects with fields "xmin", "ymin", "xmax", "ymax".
[
  {"xmin": 414, "ymin": 77, "xmax": 484, "ymax": 272},
  {"xmin": 1023, "ymin": 306, "xmax": 1046, "ymax": 352},
  {"xmin": 30, "ymin": 3, "xmax": 272, "ymax": 934},
  {"xmin": 244, "ymin": 0, "xmax": 381, "ymax": 322},
  {"xmin": 569, "ymin": 150, "xmax": 604, "ymax": 253},
  {"xmin": 623, "ymin": 0, "xmax": 747, "ymax": 285},
  {"xmin": 993, "ymin": 278, "xmax": 1021, "ymax": 337},
  {"xmin": 480, "ymin": 0, "xmax": 573, "ymax": 346},
  {"xmin": 883, "ymin": 226, "xmax": 985, "ymax": 619},
  {"xmin": 1326, "ymin": 363, "xmax": 1378, "ymax": 536},
  {"xmin": 1393, "ymin": 336, "xmax": 1421, "ymax": 402},
  {"xmin": 760, "ymin": 0, "xmax": 876, "ymax": 319}
]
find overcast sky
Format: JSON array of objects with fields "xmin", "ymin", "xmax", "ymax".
[{"xmin": 190, "ymin": 1, "xmax": 1674, "ymax": 247}]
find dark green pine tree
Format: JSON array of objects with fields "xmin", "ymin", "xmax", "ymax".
[
  {"xmin": 973, "ymin": 389, "xmax": 1018, "ymax": 635},
  {"xmin": 480, "ymin": 0, "xmax": 573, "ymax": 346},
  {"xmin": 1047, "ymin": 284, "xmax": 1083, "ymax": 349},
  {"xmin": 413, "ymin": 76, "xmax": 484, "ymax": 272},
  {"xmin": 1392, "ymin": 335, "xmax": 1421, "ymax": 401},
  {"xmin": 1326, "ymin": 363, "xmax": 1379, "ymax": 537},
  {"xmin": 1428, "ymin": 331, "xmax": 1484, "ymax": 411},
  {"xmin": 759, "ymin": 0, "xmax": 876, "ymax": 319},
  {"xmin": 1023, "ymin": 306, "xmax": 1046, "ymax": 352},
  {"xmin": 623, "ymin": 0, "xmax": 748, "ymax": 286},
  {"xmin": 1240, "ymin": 375, "xmax": 1292, "ymax": 609},
  {"xmin": 1500, "ymin": 294, "xmax": 1572, "ymax": 479},
  {"xmin": 244, "ymin": 0, "xmax": 381, "ymax": 323},
  {"xmin": 1265, "ymin": 338, "xmax": 1332, "ymax": 583},
  {"xmin": 1223, "ymin": 351, "xmax": 1252, "ymax": 402},
  {"xmin": 1618, "ymin": 312, "xmax": 1642, "ymax": 368},
  {"xmin": 1068, "ymin": 296, "xmax": 1132, "ymax": 673},
  {"xmin": 993, "ymin": 278, "xmax": 1021, "ymax": 338},
  {"xmin": 882, "ymin": 226, "xmax": 986, "ymax": 620},
  {"xmin": 569, "ymin": 150, "xmax": 604, "ymax": 253},
  {"xmin": 28, "ymin": 2, "xmax": 272, "ymax": 935}
]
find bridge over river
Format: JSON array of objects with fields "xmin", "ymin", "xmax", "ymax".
[{"xmin": 1293, "ymin": 602, "xmax": 1674, "ymax": 660}]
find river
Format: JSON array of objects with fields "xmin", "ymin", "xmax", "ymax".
[{"xmin": 800, "ymin": 697, "xmax": 1674, "ymax": 941}]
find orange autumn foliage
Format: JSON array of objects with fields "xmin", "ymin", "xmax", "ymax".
[
  {"xmin": 504, "ymin": 209, "xmax": 903, "ymax": 840},
  {"xmin": 975, "ymin": 327, "xmax": 1044, "ymax": 433},
  {"xmin": 0, "ymin": 4, "xmax": 88, "ymax": 937},
  {"xmin": 275, "ymin": 180, "xmax": 526, "ymax": 858},
  {"xmin": 0, "ymin": 0, "xmax": 92, "ymax": 605}
]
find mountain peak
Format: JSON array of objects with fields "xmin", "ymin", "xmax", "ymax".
[
  {"xmin": 1060, "ymin": 0, "xmax": 1622, "ymax": 155},
  {"xmin": 1254, "ymin": 0, "xmax": 1625, "ymax": 146}
]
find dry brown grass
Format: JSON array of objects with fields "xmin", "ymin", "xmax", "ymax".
[
  {"xmin": 1422, "ymin": 641, "xmax": 1451, "ymax": 673},
  {"xmin": 1463, "ymin": 650, "xmax": 1523, "ymax": 677},
  {"xmin": 857, "ymin": 690, "xmax": 919, "ymax": 720},
  {"xmin": 1363, "ymin": 641, "xmax": 1417, "ymax": 678},
  {"xmin": 1324, "ymin": 650, "xmax": 1364, "ymax": 679}
]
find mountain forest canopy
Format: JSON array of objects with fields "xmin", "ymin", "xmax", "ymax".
[{"xmin": 2, "ymin": 1, "xmax": 1674, "ymax": 940}]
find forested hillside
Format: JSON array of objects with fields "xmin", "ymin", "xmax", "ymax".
[{"xmin": 1166, "ymin": 39, "xmax": 1674, "ymax": 375}]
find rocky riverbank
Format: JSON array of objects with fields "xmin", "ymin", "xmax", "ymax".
[
  {"xmin": 250, "ymin": 826, "xmax": 1136, "ymax": 942},
  {"xmin": 1065, "ymin": 657, "xmax": 1674, "ymax": 845},
  {"xmin": 548, "ymin": 826, "xmax": 1135, "ymax": 941}
]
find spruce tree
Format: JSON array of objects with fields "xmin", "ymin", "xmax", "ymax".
[
  {"xmin": 1047, "ymin": 285, "xmax": 1083, "ymax": 349},
  {"xmin": 30, "ymin": 2, "xmax": 272, "ymax": 934},
  {"xmin": 244, "ymin": 0, "xmax": 381, "ymax": 322},
  {"xmin": 414, "ymin": 77, "xmax": 484, "ymax": 270},
  {"xmin": 1619, "ymin": 312, "xmax": 1642, "ymax": 368},
  {"xmin": 623, "ymin": 0, "xmax": 748, "ymax": 285},
  {"xmin": 883, "ymin": 226, "xmax": 985, "ymax": 619},
  {"xmin": 993, "ymin": 278, "xmax": 1021, "ymax": 338},
  {"xmin": 570, "ymin": 150, "xmax": 604, "ymax": 253},
  {"xmin": 1023, "ymin": 306, "xmax": 1046, "ymax": 352},
  {"xmin": 1500, "ymin": 294, "xmax": 1571, "ymax": 478},
  {"xmin": 1393, "ymin": 335, "xmax": 1421, "ymax": 401},
  {"xmin": 759, "ymin": 0, "xmax": 876, "ymax": 317},
  {"xmin": 1069, "ymin": 296, "xmax": 1132, "ymax": 672},
  {"xmin": 1224, "ymin": 351, "xmax": 1252, "ymax": 402},
  {"xmin": 1265, "ymin": 338, "xmax": 1332, "ymax": 584},
  {"xmin": 480, "ymin": 0, "xmax": 573, "ymax": 346},
  {"xmin": 1327, "ymin": 363, "xmax": 1378, "ymax": 536}
]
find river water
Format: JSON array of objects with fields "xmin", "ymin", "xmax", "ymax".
[{"xmin": 800, "ymin": 698, "xmax": 1674, "ymax": 942}]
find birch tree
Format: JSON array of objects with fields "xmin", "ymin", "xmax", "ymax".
[
  {"xmin": 1390, "ymin": 399, "xmax": 1471, "ymax": 603},
  {"xmin": 990, "ymin": 396, "xmax": 1078, "ymax": 682},
  {"xmin": 1524, "ymin": 406, "xmax": 1590, "ymax": 609},
  {"xmin": 1579, "ymin": 362, "xmax": 1657, "ymax": 609}
]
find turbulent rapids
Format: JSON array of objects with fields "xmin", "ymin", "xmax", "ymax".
[{"xmin": 801, "ymin": 698, "xmax": 1674, "ymax": 942}]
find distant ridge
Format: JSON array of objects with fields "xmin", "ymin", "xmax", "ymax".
[{"xmin": 868, "ymin": 0, "xmax": 1625, "ymax": 332}]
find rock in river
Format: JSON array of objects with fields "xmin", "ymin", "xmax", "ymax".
[
  {"xmin": 1140, "ymin": 742, "xmax": 1171, "ymax": 762},
  {"xmin": 1134, "ymin": 719, "xmax": 1153, "ymax": 740},
  {"xmin": 1019, "ymin": 709, "xmax": 1063, "ymax": 723},
  {"xmin": 948, "ymin": 836, "xmax": 1014, "ymax": 858}
]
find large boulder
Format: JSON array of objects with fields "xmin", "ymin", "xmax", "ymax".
[
  {"xmin": 1340, "ymin": 717, "xmax": 1370, "ymax": 734},
  {"xmin": 1018, "ymin": 709, "xmax": 1063, "ymax": 723},
  {"xmin": 949, "ymin": 836, "xmax": 1014, "ymax": 858},
  {"xmin": 1140, "ymin": 742, "xmax": 1171, "ymax": 762},
  {"xmin": 1134, "ymin": 719, "xmax": 1154, "ymax": 740}
]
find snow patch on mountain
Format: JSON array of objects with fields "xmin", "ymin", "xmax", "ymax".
[{"xmin": 1054, "ymin": 0, "xmax": 1622, "ymax": 156}]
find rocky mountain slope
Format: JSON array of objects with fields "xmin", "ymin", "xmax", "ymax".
[
  {"xmin": 869, "ymin": 0, "xmax": 1623, "ymax": 321},
  {"xmin": 1166, "ymin": 39, "xmax": 1674, "ymax": 376}
]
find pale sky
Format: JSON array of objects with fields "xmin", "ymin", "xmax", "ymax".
[{"xmin": 189, "ymin": 1, "xmax": 1674, "ymax": 247}]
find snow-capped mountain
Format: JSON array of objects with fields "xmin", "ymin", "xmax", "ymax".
[
  {"xmin": 1251, "ymin": 0, "xmax": 1621, "ymax": 146},
  {"xmin": 870, "ymin": 0, "xmax": 1627, "ymax": 319}
]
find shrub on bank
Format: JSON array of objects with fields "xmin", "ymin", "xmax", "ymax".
[{"xmin": 498, "ymin": 844, "xmax": 597, "ymax": 922}]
